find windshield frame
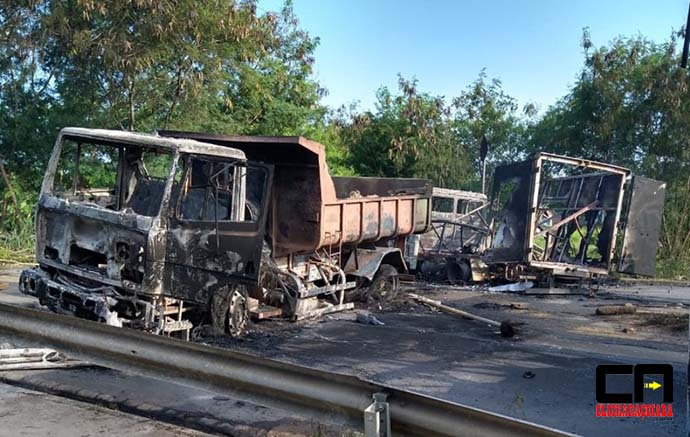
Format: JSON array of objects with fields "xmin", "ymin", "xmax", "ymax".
[{"xmin": 43, "ymin": 133, "xmax": 179, "ymax": 219}]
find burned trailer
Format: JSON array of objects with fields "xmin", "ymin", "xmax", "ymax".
[
  {"xmin": 484, "ymin": 152, "xmax": 666, "ymax": 286},
  {"xmin": 406, "ymin": 187, "xmax": 490, "ymax": 283},
  {"xmin": 20, "ymin": 128, "xmax": 432, "ymax": 338}
]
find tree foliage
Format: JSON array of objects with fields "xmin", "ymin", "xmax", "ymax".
[
  {"xmin": 453, "ymin": 72, "xmax": 535, "ymax": 191},
  {"xmin": 0, "ymin": 0, "xmax": 324, "ymax": 189},
  {"xmin": 341, "ymin": 77, "xmax": 468, "ymax": 187},
  {"xmin": 530, "ymin": 30, "xmax": 690, "ymax": 177},
  {"xmin": 340, "ymin": 74, "xmax": 528, "ymax": 189}
]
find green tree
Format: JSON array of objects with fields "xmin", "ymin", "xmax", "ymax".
[
  {"xmin": 0, "ymin": 1, "xmax": 58, "ymax": 189},
  {"xmin": 340, "ymin": 74, "xmax": 528, "ymax": 190},
  {"xmin": 45, "ymin": 0, "xmax": 323, "ymax": 133},
  {"xmin": 452, "ymin": 71, "xmax": 535, "ymax": 191},
  {"xmin": 0, "ymin": 0, "xmax": 323, "ymax": 183},
  {"xmin": 340, "ymin": 76, "xmax": 471, "ymax": 188},
  {"xmin": 531, "ymin": 30, "xmax": 690, "ymax": 174}
]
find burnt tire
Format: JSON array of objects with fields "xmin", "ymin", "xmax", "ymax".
[
  {"xmin": 211, "ymin": 285, "xmax": 249, "ymax": 338},
  {"xmin": 367, "ymin": 264, "xmax": 400, "ymax": 304},
  {"xmin": 446, "ymin": 259, "xmax": 471, "ymax": 284}
]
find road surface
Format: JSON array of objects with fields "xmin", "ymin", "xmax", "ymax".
[{"xmin": 1, "ymin": 265, "xmax": 687, "ymax": 436}]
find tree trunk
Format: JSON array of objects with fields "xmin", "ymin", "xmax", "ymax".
[
  {"xmin": 0, "ymin": 157, "xmax": 20, "ymax": 220},
  {"xmin": 165, "ymin": 64, "xmax": 187, "ymax": 127},
  {"xmin": 128, "ymin": 79, "xmax": 135, "ymax": 131}
]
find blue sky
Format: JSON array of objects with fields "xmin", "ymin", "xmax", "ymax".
[{"xmin": 259, "ymin": 0, "xmax": 689, "ymax": 112}]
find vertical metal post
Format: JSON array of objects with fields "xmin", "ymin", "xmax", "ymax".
[
  {"xmin": 608, "ymin": 173, "xmax": 629, "ymax": 268},
  {"xmin": 579, "ymin": 175, "xmax": 605, "ymax": 264},
  {"xmin": 525, "ymin": 156, "xmax": 542, "ymax": 263},
  {"xmin": 681, "ymin": 1, "xmax": 690, "ymax": 68},
  {"xmin": 364, "ymin": 393, "xmax": 391, "ymax": 437},
  {"xmin": 558, "ymin": 177, "xmax": 585, "ymax": 262}
]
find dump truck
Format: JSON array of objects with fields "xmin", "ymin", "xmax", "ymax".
[{"xmin": 20, "ymin": 128, "xmax": 432, "ymax": 337}]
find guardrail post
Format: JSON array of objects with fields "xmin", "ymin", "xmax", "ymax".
[{"xmin": 364, "ymin": 392, "xmax": 391, "ymax": 437}]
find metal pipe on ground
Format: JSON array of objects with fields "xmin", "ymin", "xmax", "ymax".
[
  {"xmin": 0, "ymin": 347, "xmax": 83, "ymax": 370},
  {"xmin": 407, "ymin": 292, "xmax": 518, "ymax": 338},
  {"xmin": 0, "ymin": 303, "xmax": 570, "ymax": 436}
]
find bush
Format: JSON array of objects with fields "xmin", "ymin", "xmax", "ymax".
[
  {"xmin": 0, "ymin": 218, "xmax": 34, "ymax": 263},
  {"xmin": 655, "ymin": 256, "xmax": 690, "ymax": 281},
  {"xmin": 0, "ymin": 173, "xmax": 37, "ymax": 263}
]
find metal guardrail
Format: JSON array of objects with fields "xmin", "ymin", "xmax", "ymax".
[{"xmin": 0, "ymin": 303, "xmax": 573, "ymax": 436}]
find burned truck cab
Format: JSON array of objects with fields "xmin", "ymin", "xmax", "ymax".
[
  {"xmin": 20, "ymin": 128, "xmax": 263, "ymax": 336},
  {"xmin": 406, "ymin": 188, "xmax": 490, "ymax": 283}
]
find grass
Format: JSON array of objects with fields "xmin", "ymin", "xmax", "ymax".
[
  {"xmin": 0, "ymin": 218, "xmax": 35, "ymax": 263},
  {"xmin": 655, "ymin": 255, "xmax": 690, "ymax": 281}
]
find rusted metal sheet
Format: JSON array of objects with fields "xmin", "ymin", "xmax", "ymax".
[{"xmin": 618, "ymin": 177, "xmax": 667, "ymax": 276}]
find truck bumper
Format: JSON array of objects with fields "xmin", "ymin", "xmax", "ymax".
[
  {"xmin": 19, "ymin": 267, "xmax": 117, "ymax": 323},
  {"xmin": 18, "ymin": 267, "xmax": 51, "ymax": 299}
]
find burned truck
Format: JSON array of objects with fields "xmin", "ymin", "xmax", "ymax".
[
  {"xmin": 20, "ymin": 128, "xmax": 431, "ymax": 337},
  {"xmin": 406, "ymin": 187, "xmax": 490, "ymax": 283},
  {"xmin": 483, "ymin": 152, "xmax": 666, "ymax": 286}
]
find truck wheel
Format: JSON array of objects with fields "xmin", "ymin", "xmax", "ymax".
[
  {"xmin": 446, "ymin": 259, "xmax": 471, "ymax": 284},
  {"xmin": 211, "ymin": 285, "xmax": 248, "ymax": 337},
  {"xmin": 368, "ymin": 264, "xmax": 400, "ymax": 304}
]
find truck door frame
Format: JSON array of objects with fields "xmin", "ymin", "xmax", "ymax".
[{"xmin": 163, "ymin": 154, "xmax": 273, "ymax": 304}]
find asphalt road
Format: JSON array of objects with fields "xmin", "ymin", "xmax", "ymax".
[
  {"xmin": 204, "ymin": 282, "xmax": 689, "ymax": 436},
  {"xmin": 0, "ymin": 265, "xmax": 687, "ymax": 436},
  {"xmin": 0, "ymin": 382, "xmax": 209, "ymax": 437}
]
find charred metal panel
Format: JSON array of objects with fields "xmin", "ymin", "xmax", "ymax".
[
  {"xmin": 331, "ymin": 176, "xmax": 431, "ymax": 197},
  {"xmin": 36, "ymin": 196, "xmax": 151, "ymax": 288},
  {"xmin": 165, "ymin": 225, "xmax": 255, "ymax": 303},
  {"xmin": 618, "ymin": 177, "xmax": 666, "ymax": 276},
  {"xmin": 485, "ymin": 159, "xmax": 533, "ymax": 263},
  {"xmin": 164, "ymin": 162, "xmax": 273, "ymax": 304},
  {"xmin": 271, "ymin": 163, "xmax": 322, "ymax": 256},
  {"xmin": 343, "ymin": 247, "xmax": 408, "ymax": 280}
]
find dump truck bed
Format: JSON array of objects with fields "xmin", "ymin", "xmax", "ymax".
[{"xmin": 159, "ymin": 131, "xmax": 432, "ymax": 256}]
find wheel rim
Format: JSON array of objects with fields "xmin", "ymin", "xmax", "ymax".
[
  {"xmin": 227, "ymin": 290, "xmax": 247, "ymax": 337},
  {"xmin": 371, "ymin": 275, "xmax": 399, "ymax": 302}
]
